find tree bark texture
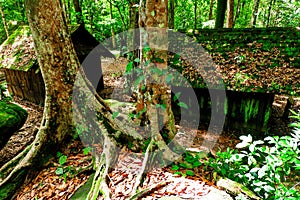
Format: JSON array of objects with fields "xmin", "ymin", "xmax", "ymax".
[
  {"xmin": 250, "ymin": 0, "xmax": 260, "ymax": 27},
  {"xmin": 226, "ymin": 0, "xmax": 234, "ymax": 28},
  {"xmin": 208, "ymin": 0, "xmax": 215, "ymax": 20},
  {"xmin": 0, "ymin": 0, "xmax": 79, "ymax": 198},
  {"xmin": 169, "ymin": 0, "xmax": 175, "ymax": 28},
  {"xmin": 215, "ymin": 0, "xmax": 227, "ymax": 28}
]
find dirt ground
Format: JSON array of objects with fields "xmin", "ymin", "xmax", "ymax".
[{"xmin": 1, "ymin": 57, "xmax": 299, "ymax": 199}]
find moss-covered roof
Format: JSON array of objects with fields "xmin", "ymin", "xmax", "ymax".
[
  {"xmin": 0, "ymin": 25, "xmax": 113, "ymax": 71},
  {"xmin": 0, "ymin": 26, "xmax": 36, "ymax": 71}
]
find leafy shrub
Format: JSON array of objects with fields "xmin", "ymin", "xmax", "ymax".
[{"xmin": 206, "ymin": 110, "xmax": 300, "ymax": 199}]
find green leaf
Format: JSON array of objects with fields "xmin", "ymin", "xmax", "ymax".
[
  {"xmin": 143, "ymin": 46, "xmax": 151, "ymax": 52},
  {"xmin": 192, "ymin": 160, "xmax": 202, "ymax": 167},
  {"xmin": 56, "ymin": 151, "xmax": 63, "ymax": 157},
  {"xmin": 173, "ymin": 92, "xmax": 181, "ymax": 101},
  {"xmin": 174, "ymin": 171, "xmax": 182, "ymax": 176},
  {"xmin": 55, "ymin": 167, "xmax": 64, "ymax": 175},
  {"xmin": 126, "ymin": 62, "xmax": 133, "ymax": 73},
  {"xmin": 186, "ymin": 170, "xmax": 195, "ymax": 176},
  {"xmin": 177, "ymin": 102, "xmax": 188, "ymax": 109},
  {"xmin": 155, "ymin": 57, "xmax": 164, "ymax": 63},
  {"xmin": 156, "ymin": 103, "xmax": 167, "ymax": 110},
  {"xmin": 59, "ymin": 155, "xmax": 67, "ymax": 165},
  {"xmin": 151, "ymin": 10, "xmax": 155, "ymax": 17},
  {"xmin": 134, "ymin": 58, "xmax": 140, "ymax": 63},
  {"xmin": 83, "ymin": 147, "xmax": 91, "ymax": 155},
  {"xmin": 112, "ymin": 111, "xmax": 119, "ymax": 119},
  {"xmin": 173, "ymin": 53, "xmax": 180, "ymax": 62},
  {"xmin": 179, "ymin": 163, "xmax": 188, "ymax": 168},
  {"xmin": 172, "ymin": 164, "xmax": 180, "ymax": 170}
]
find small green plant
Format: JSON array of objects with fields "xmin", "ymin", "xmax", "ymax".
[
  {"xmin": 205, "ymin": 114, "xmax": 300, "ymax": 200},
  {"xmin": 55, "ymin": 152, "xmax": 74, "ymax": 182},
  {"xmin": 83, "ymin": 147, "xmax": 91, "ymax": 155},
  {"xmin": 171, "ymin": 152, "xmax": 202, "ymax": 177}
]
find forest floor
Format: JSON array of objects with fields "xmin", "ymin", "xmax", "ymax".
[{"xmin": 1, "ymin": 58, "xmax": 300, "ymax": 199}]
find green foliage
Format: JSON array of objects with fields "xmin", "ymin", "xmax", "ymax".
[
  {"xmin": 83, "ymin": 147, "xmax": 91, "ymax": 155},
  {"xmin": 55, "ymin": 152, "xmax": 75, "ymax": 182},
  {"xmin": 171, "ymin": 152, "xmax": 202, "ymax": 177},
  {"xmin": 0, "ymin": 83, "xmax": 11, "ymax": 101},
  {"xmin": 205, "ymin": 111, "xmax": 300, "ymax": 199}
]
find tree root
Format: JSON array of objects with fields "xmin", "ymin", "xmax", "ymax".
[
  {"xmin": 0, "ymin": 144, "xmax": 32, "ymax": 180},
  {"xmin": 86, "ymin": 121, "xmax": 119, "ymax": 200},
  {"xmin": 131, "ymin": 105, "xmax": 182, "ymax": 196},
  {"xmin": 129, "ymin": 181, "xmax": 171, "ymax": 200}
]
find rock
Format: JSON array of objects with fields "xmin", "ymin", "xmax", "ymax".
[{"xmin": 0, "ymin": 101, "xmax": 28, "ymax": 150}]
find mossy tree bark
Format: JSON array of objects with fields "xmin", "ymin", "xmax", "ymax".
[
  {"xmin": 129, "ymin": 0, "xmax": 180, "ymax": 195},
  {"xmin": 0, "ymin": 0, "xmax": 80, "ymax": 198}
]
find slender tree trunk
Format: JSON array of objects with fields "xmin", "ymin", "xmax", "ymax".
[
  {"xmin": 62, "ymin": 0, "xmax": 70, "ymax": 24},
  {"xmin": 0, "ymin": 3, "xmax": 9, "ymax": 38},
  {"xmin": 233, "ymin": 0, "xmax": 241, "ymax": 26},
  {"xmin": 250, "ymin": 0, "xmax": 260, "ymax": 27},
  {"xmin": 272, "ymin": 4, "xmax": 280, "ymax": 26},
  {"xmin": 169, "ymin": 0, "xmax": 175, "ymax": 28},
  {"xmin": 194, "ymin": 0, "xmax": 198, "ymax": 30},
  {"xmin": 208, "ymin": 0, "xmax": 215, "ymax": 20},
  {"xmin": 226, "ymin": 0, "xmax": 234, "ymax": 28},
  {"xmin": 109, "ymin": 1, "xmax": 116, "ymax": 48},
  {"xmin": 130, "ymin": 0, "xmax": 178, "ymax": 191},
  {"xmin": 73, "ymin": 0, "xmax": 83, "ymax": 24},
  {"xmin": 215, "ymin": 0, "xmax": 227, "ymax": 28},
  {"xmin": 266, "ymin": 0, "xmax": 275, "ymax": 27}
]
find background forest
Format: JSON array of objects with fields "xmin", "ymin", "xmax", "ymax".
[{"xmin": 0, "ymin": 0, "xmax": 299, "ymax": 44}]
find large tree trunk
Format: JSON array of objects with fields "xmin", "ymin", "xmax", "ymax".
[
  {"xmin": 226, "ymin": 0, "xmax": 234, "ymax": 28},
  {"xmin": 215, "ymin": 0, "xmax": 227, "ymax": 28},
  {"xmin": 0, "ymin": 0, "xmax": 79, "ymax": 198}
]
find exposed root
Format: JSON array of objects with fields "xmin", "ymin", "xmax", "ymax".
[
  {"xmin": 0, "ymin": 144, "xmax": 32, "ymax": 179},
  {"xmin": 129, "ymin": 181, "xmax": 171, "ymax": 200},
  {"xmin": 131, "ymin": 139, "xmax": 155, "ymax": 194},
  {"xmin": 87, "ymin": 122, "xmax": 119, "ymax": 200},
  {"xmin": 131, "ymin": 105, "xmax": 181, "ymax": 195}
]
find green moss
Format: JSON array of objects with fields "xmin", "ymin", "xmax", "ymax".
[
  {"xmin": 242, "ymin": 99, "xmax": 259, "ymax": 123},
  {"xmin": 0, "ymin": 101, "xmax": 28, "ymax": 150},
  {"xmin": 224, "ymin": 97, "xmax": 228, "ymax": 115},
  {"xmin": 263, "ymin": 105, "xmax": 271, "ymax": 128}
]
